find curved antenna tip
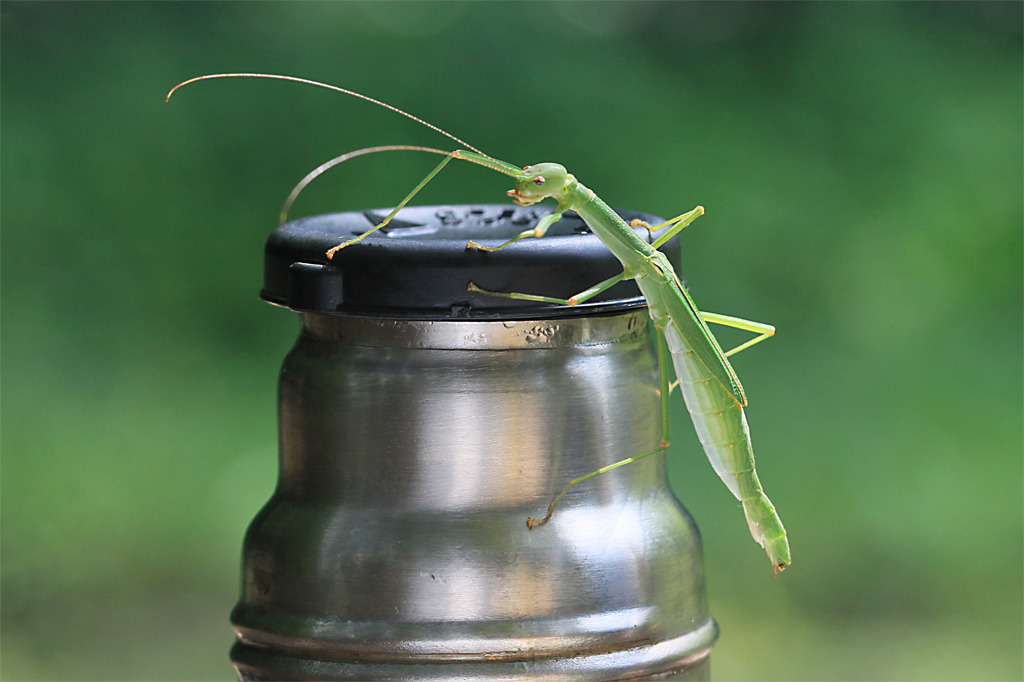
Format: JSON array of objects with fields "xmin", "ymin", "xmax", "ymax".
[{"xmin": 162, "ymin": 73, "xmax": 491, "ymax": 157}]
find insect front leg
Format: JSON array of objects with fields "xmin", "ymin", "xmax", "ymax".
[{"xmin": 326, "ymin": 151, "xmax": 459, "ymax": 259}]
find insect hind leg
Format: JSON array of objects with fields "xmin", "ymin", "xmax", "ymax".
[
  {"xmin": 700, "ymin": 312, "xmax": 775, "ymax": 357},
  {"xmin": 528, "ymin": 332, "xmax": 674, "ymax": 528}
]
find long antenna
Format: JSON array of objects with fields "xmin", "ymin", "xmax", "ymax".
[
  {"xmin": 166, "ymin": 73, "xmax": 490, "ymax": 158},
  {"xmin": 279, "ymin": 145, "xmax": 524, "ymax": 225},
  {"xmin": 279, "ymin": 145, "xmax": 450, "ymax": 224}
]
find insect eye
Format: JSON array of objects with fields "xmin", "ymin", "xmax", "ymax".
[{"xmin": 533, "ymin": 176, "xmax": 545, "ymax": 186}]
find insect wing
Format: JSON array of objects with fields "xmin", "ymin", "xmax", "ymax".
[{"xmin": 664, "ymin": 278, "xmax": 747, "ymax": 407}]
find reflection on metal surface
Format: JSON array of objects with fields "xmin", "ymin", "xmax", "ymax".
[
  {"xmin": 299, "ymin": 308, "xmax": 651, "ymax": 349},
  {"xmin": 232, "ymin": 311, "xmax": 716, "ymax": 680}
]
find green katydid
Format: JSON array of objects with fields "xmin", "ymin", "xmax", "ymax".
[{"xmin": 167, "ymin": 73, "xmax": 791, "ymax": 574}]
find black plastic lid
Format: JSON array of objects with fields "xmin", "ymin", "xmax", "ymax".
[{"xmin": 262, "ymin": 204, "xmax": 679, "ymax": 320}]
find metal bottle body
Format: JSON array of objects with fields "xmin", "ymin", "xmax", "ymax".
[{"xmin": 231, "ymin": 311, "xmax": 716, "ymax": 680}]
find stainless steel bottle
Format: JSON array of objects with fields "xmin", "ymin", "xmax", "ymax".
[{"xmin": 231, "ymin": 205, "xmax": 718, "ymax": 680}]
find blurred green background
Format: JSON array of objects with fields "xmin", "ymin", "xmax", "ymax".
[{"xmin": 2, "ymin": 2, "xmax": 1021, "ymax": 680}]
